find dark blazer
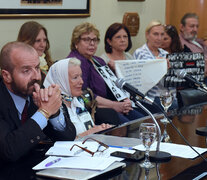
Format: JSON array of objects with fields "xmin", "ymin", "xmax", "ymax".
[{"xmin": 0, "ymin": 79, "xmax": 76, "ymax": 162}]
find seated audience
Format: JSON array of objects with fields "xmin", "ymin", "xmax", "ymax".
[
  {"xmin": 17, "ymin": 21, "xmax": 53, "ymax": 80},
  {"xmin": 101, "ymin": 22, "xmax": 133, "ymax": 72},
  {"xmin": 44, "ymin": 58, "xmax": 113, "ymax": 138},
  {"xmin": 0, "ymin": 42, "xmax": 76, "ymax": 162},
  {"xmin": 67, "ymin": 22, "xmax": 145, "ymax": 123},
  {"xmin": 133, "ymin": 20, "xmax": 177, "ymax": 111}
]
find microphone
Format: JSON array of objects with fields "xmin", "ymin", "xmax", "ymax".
[
  {"xmin": 176, "ymin": 70, "xmax": 207, "ymax": 91},
  {"xmin": 115, "ymin": 78, "xmax": 153, "ymax": 104}
]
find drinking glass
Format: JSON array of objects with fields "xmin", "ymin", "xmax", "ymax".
[
  {"xmin": 139, "ymin": 123, "xmax": 157, "ymax": 169},
  {"xmin": 159, "ymin": 89, "xmax": 173, "ymax": 142}
]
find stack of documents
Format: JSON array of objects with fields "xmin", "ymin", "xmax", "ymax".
[
  {"xmin": 45, "ymin": 141, "xmax": 135, "ymax": 157},
  {"xmin": 33, "ymin": 136, "xmax": 140, "ymax": 179},
  {"xmin": 33, "ymin": 140, "xmax": 135, "ymax": 171},
  {"xmin": 33, "ymin": 156, "xmax": 122, "ymax": 171},
  {"xmin": 134, "ymin": 142, "xmax": 207, "ymax": 159},
  {"xmin": 36, "ymin": 162, "xmax": 126, "ymax": 180}
]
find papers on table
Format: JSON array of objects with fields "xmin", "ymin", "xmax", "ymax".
[
  {"xmin": 134, "ymin": 142, "xmax": 207, "ymax": 159},
  {"xmin": 33, "ymin": 156, "xmax": 122, "ymax": 171},
  {"xmin": 46, "ymin": 141, "xmax": 135, "ymax": 157},
  {"xmin": 36, "ymin": 162, "xmax": 126, "ymax": 180},
  {"xmin": 34, "ymin": 138, "xmax": 136, "ymax": 172}
]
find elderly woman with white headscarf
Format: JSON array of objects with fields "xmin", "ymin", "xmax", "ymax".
[{"xmin": 44, "ymin": 58, "xmax": 112, "ymax": 139}]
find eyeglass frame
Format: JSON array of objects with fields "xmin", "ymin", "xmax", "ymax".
[
  {"xmin": 79, "ymin": 37, "xmax": 100, "ymax": 44},
  {"xmin": 70, "ymin": 137, "xmax": 109, "ymax": 156}
]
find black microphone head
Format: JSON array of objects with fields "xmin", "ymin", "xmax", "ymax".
[
  {"xmin": 115, "ymin": 78, "xmax": 125, "ymax": 89},
  {"xmin": 176, "ymin": 69, "xmax": 187, "ymax": 79}
]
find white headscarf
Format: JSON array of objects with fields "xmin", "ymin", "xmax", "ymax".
[
  {"xmin": 43, "ymin": 58, "xmax": 71, "ymax": 97},
  {"xmin": 44, "ymin": 58, "xmax": 94, "ymax": 133},
  {"xmin": 43, "ymin": 57, "xmax": 86, "ymax": 112}
]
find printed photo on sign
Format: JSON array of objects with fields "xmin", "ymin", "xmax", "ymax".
[{"xmin": 96, "ymin": 65, "xmax": 127, "ymax": 101}]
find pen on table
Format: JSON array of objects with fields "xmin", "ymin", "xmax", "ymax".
[
  {"xmin": 45, "ymin": 157, "xmax": 61, "ymax": 167},
  {"xmin": 108, "ymin": 145, "xmax": 133, "ymax": 150}
]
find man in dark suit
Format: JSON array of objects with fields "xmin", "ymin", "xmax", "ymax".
[{"xmin": 0, "ymin": 41, "xmax": 76, "ymax": 162}]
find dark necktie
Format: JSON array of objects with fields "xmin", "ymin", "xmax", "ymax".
[{"xmin": 21, "ymin": 100, "xmax": 28, "ymax": 124}]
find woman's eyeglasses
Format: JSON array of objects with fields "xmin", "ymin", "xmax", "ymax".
[
  {"xmin": 70, "ymin": 137, "xmax": 109, "ymax": 156},
  {"xmin": 79, "ymin": 37, "xmax": 100, "ymax": 44}
]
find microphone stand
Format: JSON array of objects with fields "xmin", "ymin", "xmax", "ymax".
[{"xmin": 132, "ymin": 95, "xmax": 171, "ymax": 162}]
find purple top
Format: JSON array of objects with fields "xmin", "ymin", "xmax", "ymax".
[{"xmin": 67, "ymin": 50, "xmax": 107, "ymax": 98}]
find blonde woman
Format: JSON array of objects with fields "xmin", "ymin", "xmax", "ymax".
[{"xmin": 133, "ymin": 20, "xmax": 177, "ymax": 111}]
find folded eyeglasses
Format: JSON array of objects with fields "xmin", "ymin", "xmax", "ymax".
[{"xmin": 70, "ymin": 137, "xmax": 109, "ymax": 156}]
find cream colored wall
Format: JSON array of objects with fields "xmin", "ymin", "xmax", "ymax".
[{"xmin": 0, "ymin": 0, "xmax": 165, "ymax": 61}]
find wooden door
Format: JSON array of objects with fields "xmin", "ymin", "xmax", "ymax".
[{"xmin": 166, "ymin": 0, "xmax": 207, "ymax": 38}]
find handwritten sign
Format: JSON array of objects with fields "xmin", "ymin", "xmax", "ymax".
[{"xmin": 115, "ymin": 59, "xmax": 167, "ymax": 94}]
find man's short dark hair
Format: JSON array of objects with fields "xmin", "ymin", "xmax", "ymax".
[{"xmin": 180, "ymin": 13, "xmax": 199, "ymax": 26}]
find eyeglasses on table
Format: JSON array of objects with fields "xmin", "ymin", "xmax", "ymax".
[{"xmin": 70, "ymin": 137, "xmax": 109, "ymax": 156}]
